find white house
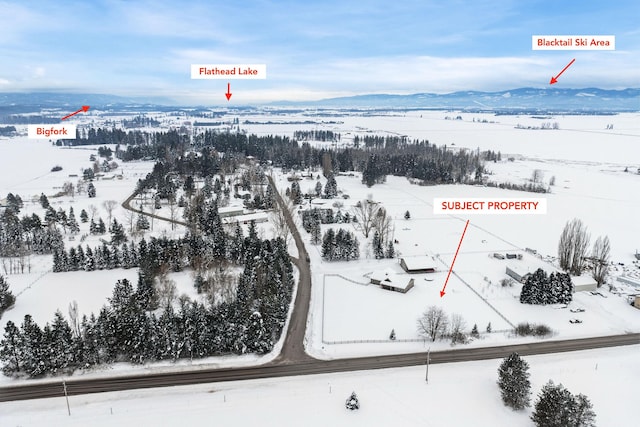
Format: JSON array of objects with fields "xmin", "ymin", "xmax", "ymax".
[{"xmin": 370, "ymin": 270, "xmax": 415, "ymax": 293}]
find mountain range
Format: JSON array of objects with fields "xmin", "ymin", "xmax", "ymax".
[
  {"xmin": 274, "ymin": 88, "xmax": 640, "ymax": 112},
  {"xmin": 0, "ymin": 88, "xmax": 638, "ymax": 112}
]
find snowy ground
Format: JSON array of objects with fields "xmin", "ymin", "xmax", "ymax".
[
  {"xmin": 1, "ymin": 112, "xmax": 639, "ymax": 382},
  {"xmin": 2, "ymin": 344, "xmax": 638, "ymax": 427},
  {"xmin": 295, "ymin": 168, "xmax": 640, "ymax": 358}
]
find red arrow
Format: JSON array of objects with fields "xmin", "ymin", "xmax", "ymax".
[
  {"xmin": 549, "ymin": 58, "xmax": 575, "ymax": 85},
  {"xmin": 225, "ymin": 83, "xmax": 232, "ymax": 101},
  {"xmin": 61, "ymin": 105, "xmax": 90, "ymax": 121},
  {"xmin": 440, "ymin": 219, "xmax": 470, "ymax": 298}
]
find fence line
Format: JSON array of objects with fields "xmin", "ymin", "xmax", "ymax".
[
  {"xmin": 323, "ymin": 331, "xmax": 512, "ymax": 345},
  {"xmin": 434, "ymin": 254, "xmax": 515, "ymax": 329},
  {"xmin": 15, "ymin": 268, "xmax": 52, "ymax": 297}
]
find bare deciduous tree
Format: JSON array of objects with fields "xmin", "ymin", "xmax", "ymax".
[
  {"xmin": 270, "ymin": 191, "xmax": 293, "ymax": 246},
  {"xmin": 417, "ymin": 306, "xmax": 449, "ymax": 342},
  {"xmin": 156, "ymin": 271, "xmax": 177, "ymax": 309},
  {"xmin": 531, "ymin": 169, "xmax": 543, "ymax": 184},
  {"xmin": 449, "ymin": 313, "xmax": 467, "ymax": 345},
  {"xmin": 103, "ymin": 200, "xmax": 118, "ymax": 225},
  {"xmin": 558, "ymin": 218, "xmax": 590, "ymax": 276},
  {"xmin": 372, "ymin": 206, "xmax": 393, "ymax": 244},
  {"xmin": 353, "ymin": 199, "xmax": 380, "ymax": 238},
  {"xmin": 590, "ymin": 235, "xmax": 610, "ymax": 287},
  {"xmin": 68, "ymin": 300, "xmax": 80, "ymax": 338}
]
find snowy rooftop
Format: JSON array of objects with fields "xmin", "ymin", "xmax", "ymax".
[{"xmin": 401, "ymin": 256, "xmax": 437, "ymax": 271}]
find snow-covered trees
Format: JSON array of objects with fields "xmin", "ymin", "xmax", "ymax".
[
  {"xmin": 321, "ymin": 228, "xmax": 359, "ymax": 261},
  {"xmin": 558, "ymin": 218, "xmax": 590, "ymax": 275},
  {"xmin": 345, "ymin": 392, "xmax": 360, "ymax": 410},
  {"xmin": 3, "ymin": 232, "xmax": 296, "ymax": 378},
  {"xmin": 531, "ymin": 381, "xmax": 595, "ymax": 427},
  {"xmin": 109, "ymin": 219, "xmax": 127, "ymax": 245},
  {"xmin": 497, "ymin": 352, "xmax": 531, "ymax": 410},
  {"xmin": 0, "ymin": 276, "xmax": 16, "ymax": 317},
  {"xmin": 324, "ymin": 174, "xmax": 338, "ymax": 198},
  {"xmin": 520, "ymin": 268, "xmax": 573, "ymax": 305},
  {"xmin": 87, "ymin": 182, "xmax": 96, "ymax": 198}
]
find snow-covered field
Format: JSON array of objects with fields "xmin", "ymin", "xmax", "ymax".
[
  {"xmin": 2, "ymin": 345, "xmax": 638, "ymax": 427},
  {"xmin": 1, "ymin": 111, "xmax": 639, "ymax": 382}
]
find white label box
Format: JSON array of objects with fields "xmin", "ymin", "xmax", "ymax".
[
  {"xmin": 191, "ymin": 64, "xmax": 267, "ymax": 79},
  {"xmin": 434, "ymin": 198, "xmax": 547, "ymax": 215},
  {"xmin": 28, "ymin": 124, "xmax": 77, "ymax": 140},
  {"xmin": 532, "ymin": 35, "xmax": 615, "ymax": 50}
]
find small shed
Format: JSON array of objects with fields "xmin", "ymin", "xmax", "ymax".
[
  {"xmin": 635, "ymin": 296, "xmax": 640, "ymax": 309},
  {"xmin": 400, "ymin": 256, "xmax": 437, "ymax": 273},
  {"xmin": 571, "ymin": 275, "xmax": 598, "ymax": 292}
]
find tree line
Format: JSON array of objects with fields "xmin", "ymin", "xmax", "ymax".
[{"xmin": 1, "ymin": 233, "xmax": 294, "ymax": 378}]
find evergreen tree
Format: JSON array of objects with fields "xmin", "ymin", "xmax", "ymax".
[
  {"xmin": 67, "ymin": 207, "xmax": 80, "ymax": 234},
  {"xmin": 531, "ymin": 381, "xmax": 578, "ymax": 427},
  {"xmin": 497, "ymin": 352, "xmax": 531, "ymax": 410},
  {"xmin": 20, "ymin": 314, "xmax": 46, "ymax": 377},
  {"xmin": 315, "ymin": 181, "xmax": 323, "ymax": 197},
  {"xmin": 136, "ymin": 213, "xmax": 150, "ymax": 232},
  {"xmin": 372, "ymin": 231, "xmax": 384, "ymax": 259},
  {"xmin": 310, "ymin": 217, "xmax": 321, "ymax": 245},
  {"xmin": 84, "ymin": 246, "xmax": 95, "ymax": 271},
  {"xmin": 404, "ymin": 210, "xmax": 411, "ymax": 219},
  {"xmin": 0, "ymin": 320, "xmax": 22, "ymax": 375},
  {"xmin": 47, "ymin": 311, "xmax": 75, "ymax": 373},
  {"xmin": 486, "ymin": 322, "xmax": 492, "ymax": 333},
  {"xmin": 80, "ymin": 208, "xmax": 89, "ymax": 223},
  {"xmin": 110, "ymin": 219, "xmax": 127, "ymax": 245},
  {"xmin": 385, "ymin": 240, "xmax": 395, "ymax": 258},
  {"xmin": 97, "ymin": 217, "xmax": 106, "ymax": 234},
  {"xmin": 345, "ymin": 392, "xmax": 360, "ymax": 410},
  {"xmin": 39, "ymin": 193, "xmax": 50, "ymax": 209},
  {"xmin": 0, "ymin": 275, "xmax": 16, "ymax": 316},
  {"xmin": 324, "ymin": 174, "xmax": 338, "ymax": 198},
  {"xmin": 471, "ymin": 323, "xmax": 479, "ymax": 338},
  {"xmin": 321, "ymin": 228, "xmax": 336, "ymax": 260},
  {"xmin": 573, "ymin": 394, "xmax": 596, "ymax": 427},
  {"xmin": 87, "ymin": 182, "xmax": 96, "ymax": 198}
]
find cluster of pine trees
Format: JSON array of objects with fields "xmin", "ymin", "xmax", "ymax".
[
  {"xmin": 497, "ymin": 353, "xmax": 596, "ymax": 426},
  {"xmin": 321, "ymin": 228, "xmax": 359, "ymax": 261},
  {"xmin": 82, "ymin": 126, "xmax": 482, "ymax": 189},
  {"xmin": 0, "ymin": 193, "xmax": 64, "ymax": 258},
  {"xmin": 2, "ymin": 235, "xmax": 294, "ymax": 378},
  {"xmin": 520, "ymin": 268, "xmax": 573, "ymax": 305}
]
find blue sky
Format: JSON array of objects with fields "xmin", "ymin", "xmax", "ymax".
[{"xmin": 0, "ymin": 0, "xmax": 638, "ymax": 104}]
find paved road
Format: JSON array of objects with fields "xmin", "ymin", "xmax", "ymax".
[
  {"xmin": 2, "ymin": 333, "xmax": 638, "ymax": 401},
  {"xmin": 268, "ymin": 175, "xmax": 313, "ymax": 364}
]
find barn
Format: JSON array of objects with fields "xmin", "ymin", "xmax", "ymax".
[{"xmin": 400, "ymin": 256, "xmax": 437, "ymax": 273}]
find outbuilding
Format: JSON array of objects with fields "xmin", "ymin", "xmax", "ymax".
[
  {"xmin": 400, "ymin": 256, "xmax": 437, "ymax": 273},
  {"xmin": 571, "ymin": 275, "xmax": 598, "ymax": 292}
]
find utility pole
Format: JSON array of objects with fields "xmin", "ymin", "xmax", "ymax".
[
  {"xmin": 425, "ymin": 348, "xmax": 431, "ymax": 383},
  {"xmin": 63, "ymin": 380, "xmax": 71, "ymax": 416}
]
